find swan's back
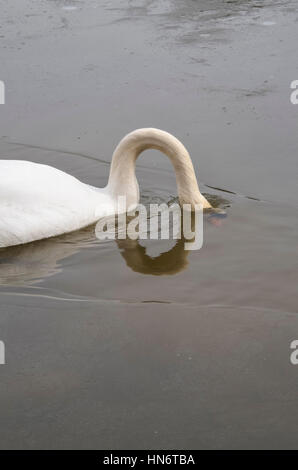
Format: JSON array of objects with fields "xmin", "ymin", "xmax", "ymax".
[
  {"xmin": 1, "ymin": 160, "xmax": 88, "ymax": 203},
  {"xmin": 0, "ymin": 160, "xmax": 111, "ymax": 247}
]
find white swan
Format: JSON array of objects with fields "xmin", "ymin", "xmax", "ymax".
[{"xmin": 0, "ymin": 128, "xmax": 211, "ymax": 248}]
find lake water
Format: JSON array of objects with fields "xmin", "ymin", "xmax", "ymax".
[{"xmin": 0, "ymin": 0, "xmax": 298, "ymax": 449}]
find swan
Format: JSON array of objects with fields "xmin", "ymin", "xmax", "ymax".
[{"xmin": 0, "ymin": 128, "xmax": 211, "ymax": 248}]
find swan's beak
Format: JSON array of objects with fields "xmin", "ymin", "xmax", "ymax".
[{"xmin": 206, "ymin": 208, "xmax": 227, "ymax": 226}]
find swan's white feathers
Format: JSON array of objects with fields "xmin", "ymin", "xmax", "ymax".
[{"xmin": 0, "ymin": 160, "xmax": 113, "ymax": 247}]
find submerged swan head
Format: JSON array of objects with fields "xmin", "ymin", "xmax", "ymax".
[{"xmin": 107, "ymin": 128, "xmax": 211, "ymax": 210}]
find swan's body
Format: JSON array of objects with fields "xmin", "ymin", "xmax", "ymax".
[{"xmin": 0, "ymin": 128, "xmax": 211, "ymax": 248}]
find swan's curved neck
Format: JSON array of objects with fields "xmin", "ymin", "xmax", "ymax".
[{"xmin": 107, "ymin": 128, "xmax": 211, "ymax": 209}]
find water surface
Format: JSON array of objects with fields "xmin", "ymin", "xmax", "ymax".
[{"xmin": 0, "ymin": 0, "xmax": 298, "ymax": 449}]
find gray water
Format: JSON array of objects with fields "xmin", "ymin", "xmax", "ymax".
[{"xmin": 0, "ymin": 0, "xmax": 298, "ymax": 449}]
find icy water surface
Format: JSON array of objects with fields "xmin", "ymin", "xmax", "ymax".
[{"xmin": 0, "ymin": 0, "xmax": 298, "ymax": 449}]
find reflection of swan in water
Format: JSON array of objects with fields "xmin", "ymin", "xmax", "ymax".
[
  {"xmin": 0, "ymin": 228, "xmax": 91, "ymax": 285},
  {"xmin": 0, "ymin": 128, "xmax": 211, "ymax": 248},
  {"xmin": 116, "ymin": 237, "xmax": 189, "ymax": 276},
  {"xmin": 0, "ymin": 223, "xmax": 191, "ymax": 284},
  {"xmin": 117, "ymin": 201, "xmax": 227, "ymax": 275},
  {"xmin": 0, "ymin": 195, "xmax": 227, "ymax": 285}
]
